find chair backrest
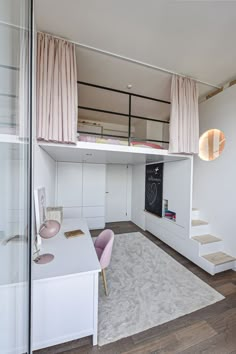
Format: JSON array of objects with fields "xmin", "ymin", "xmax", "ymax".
[{"xmin": 95, "ymin": 229, "xmax": 114, "ymax": 269}]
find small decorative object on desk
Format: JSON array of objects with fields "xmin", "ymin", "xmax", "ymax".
[
  {"xmin": 64, "ymin": 229, "xmax": 85, "ymax": 238},
  {"xmin": 46, "ymin": 207, "xmax": 63, "ymax": 224}
]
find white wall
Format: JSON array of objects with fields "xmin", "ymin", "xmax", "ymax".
[
  {"xmin": 78, "ymin": 119, "xmax": 134, "ymax": 138},
  {"xmin": 162, "ymin": 123, "xmax": 169, "ymax": 149},
  {"xmin": 134, "ymin": 120, "xmax": 147, "ymax": 140},
  {"xmin": 34, "ymin": 145, "xmax": 56, "ymax": 207},
  {"xmin": 146, "ymin": 121, "xmax": 164, "ymax": 142},
  {"xmin": 193, "ymin": 85, "xmax": 236, "ymax": 258}
]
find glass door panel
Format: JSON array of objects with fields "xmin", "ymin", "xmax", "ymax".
[{"xmin": 0, "ymin": 1, "xmax": 32, "ymax": 353}]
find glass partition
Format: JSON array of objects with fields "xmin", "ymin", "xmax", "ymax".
[{"xmin": 0, "ymin": 0, "xmax": 32, "ymax": 353}]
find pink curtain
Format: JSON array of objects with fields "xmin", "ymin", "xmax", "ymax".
[
  {"xmin": 169, "ymin": 75, "xmax": 199, "ymax": 154},
  {"xmin": 37, "ymin": 33, "xmax": 78, "ymax": 143}
]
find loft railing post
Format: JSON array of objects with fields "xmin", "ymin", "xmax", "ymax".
[{"xmin": 128, "ymin": 94, "xmax": 131, "ymax": 145}]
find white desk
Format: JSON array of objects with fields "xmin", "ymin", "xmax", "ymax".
[{"xmin": 33, "ymin": 218, "xmax": 100, "ymax": 350}]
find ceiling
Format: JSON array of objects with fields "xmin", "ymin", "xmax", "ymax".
[{"xmin": 35, "ymin": 0, "xmax": 236, "ymax": 124}]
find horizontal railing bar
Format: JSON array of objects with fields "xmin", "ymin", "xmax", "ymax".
[
  {"xmin": 78, "ymin": 106, "xmax": 169, "ymax": 124},
  {"xmin": 131, "ymin": 137, "xmax": 169, "ymax": 144},
  {"xmin": 131, "ymin": 114, "xmax": 169, "ymax": 124},
  {"xmin": 77, "ymin": 131, "xmax": 128, "ymax": 139},
  {"xmin": 77, "ymin": 81, "xmax": 170, "ymax": 105},
  {"xmin": 78, "ymin": 105, "xmax": 128, "ymax": 117},
  {"xmin": 77, "ymin": 131, "xmax": 169, "ymax": 144}
]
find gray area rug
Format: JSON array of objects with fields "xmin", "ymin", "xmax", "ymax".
[{"xmin": 97, "ymin": 232, "xmax": 224, "ymax": 346}]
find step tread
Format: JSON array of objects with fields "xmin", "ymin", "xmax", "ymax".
[
  {"xmin": 192, "ymin": 234, "xmax": 222, "ymax": 244},
  {"xmin": 202, "ymin": 252, "xmax": 236, "ymax": 265},
  {"xmin": 192, "ymin": 219, "xmax": 208, "ymax": 227}
]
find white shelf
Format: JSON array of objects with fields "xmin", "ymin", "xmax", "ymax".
[{"xmin": 38, "ymin": 141, "xmax": 191, "ymax": 165}]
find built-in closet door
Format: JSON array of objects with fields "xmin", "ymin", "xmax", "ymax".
[
  {"xmin": 56, "ymin": 162, "xmax": 106, "ymax": 229},
  {"xmin": 82, "ymin": 163, "xmax": 106, "ymax": 229},
  {"xmin": 106, "ymin": 165, "xmax": 131, "ymax": 223},
  {"xmin": 57, "ymin": 162, "xmax": 83, "ymax": 218}
]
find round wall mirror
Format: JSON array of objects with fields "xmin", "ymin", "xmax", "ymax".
[{"xmin": 199, "ymin": 129, "xmax": 225, "ymax": 161}]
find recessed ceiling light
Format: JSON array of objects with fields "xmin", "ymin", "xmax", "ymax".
[{"xmin": 127, "ymin": 84, "xmax": 132, "ymax": 89}]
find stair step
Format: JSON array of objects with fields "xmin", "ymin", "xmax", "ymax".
[
  {"xmin": 192, "ymin": 234, "xmax": 222, "ymax": 245},
  {"xmin": 192, "ymin": 220, "xmax": 208, "ymax": 227},
  {"xmin": 202, "ymin": 252, "xmax": 236, "ymax": 266}
]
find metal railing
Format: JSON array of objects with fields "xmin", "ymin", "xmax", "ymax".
[{"xmin": 77, "ymin": 81, "xmax": 170, "ymax": 146}]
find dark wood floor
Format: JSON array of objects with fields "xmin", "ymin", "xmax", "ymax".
[{"xmin": 34, "ymin": 222, "xmax": 236, "ymax": 354}]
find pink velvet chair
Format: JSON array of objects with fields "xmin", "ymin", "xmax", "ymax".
[{"xmin": 94, "ymin": 229, "xmax": 114, "ymax": 296}]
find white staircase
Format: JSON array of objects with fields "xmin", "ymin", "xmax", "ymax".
[{"xmin": 190, "ymin": 208, "xmax": 236, "ymax": 274}]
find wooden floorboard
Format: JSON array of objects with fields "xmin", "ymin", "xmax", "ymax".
[{"xmin": 34, "ymin": 221, "xmax": 236, "ymax": 354}]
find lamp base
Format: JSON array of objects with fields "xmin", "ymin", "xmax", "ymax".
[{"xmin": 34, "ymin": 253, "xmax": 54, "ymax": 264}]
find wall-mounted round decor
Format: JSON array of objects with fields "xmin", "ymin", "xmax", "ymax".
[{"xmin": 199, "ymin": 129, "xmax": 225, "ymax": 161}]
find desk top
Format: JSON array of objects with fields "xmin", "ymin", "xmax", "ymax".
[{"xmin": 33, "ymin": 218, "xmax": 101, "ymax": 281}]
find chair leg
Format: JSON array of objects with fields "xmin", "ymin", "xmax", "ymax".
[{"xmin": 101, "ymin": 269, "xmax": 108, "ymax": 296}]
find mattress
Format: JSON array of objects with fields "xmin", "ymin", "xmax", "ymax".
[{"xmin": 78, "ymin": 135, "xmax": 164, "ymax": 149}]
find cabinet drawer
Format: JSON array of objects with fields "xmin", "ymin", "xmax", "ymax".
[{"xmin": 82, "ymin": 206, "xmax": 104, "ymax": 218}]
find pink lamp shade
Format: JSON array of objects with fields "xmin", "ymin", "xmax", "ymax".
[
  {"xmin": 34, "ymin": 220, "xmax": 61, "ymax": 265},
  {"xmin": 39, "ymin": 220, "xmax": 61, "ymax": 239}
]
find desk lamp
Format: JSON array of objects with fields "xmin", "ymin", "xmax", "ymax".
[{"xmin": 34, "ymin": 220, "xmax": 60, "ymax": 264}]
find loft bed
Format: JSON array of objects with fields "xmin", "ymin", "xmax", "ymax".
[
  {"xmin": 78, "ymin": 134, "xmax": 165, "ymax": 150},
  {"xmin": 38, "ymin": 140, "xmax": 190, "ymax": 165},
  {"xmin": 1, "ymin": 60, "xmax": 170, "ymax": 152},
  {"xmin": 77, "ymin": 81, "xmax": 170, "ymax": 151},
  {"xmin": 37, "ymin": 81, "xmax": 177, "ymax": 161}
]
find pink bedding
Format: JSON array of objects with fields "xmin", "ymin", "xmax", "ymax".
[
  {"xmin": 131, "ymin": 141, "xmax": 163, "ymax": 149},
  {"xmin": 78, "ymin": 135, "xmax": 164, "ymax": 149}
]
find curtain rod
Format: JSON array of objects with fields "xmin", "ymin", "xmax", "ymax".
[
  {"xmin": 0, "ymin": 19, "xmax": 221, "ymax": 89},
  {"xmin": 37, "ymin": 30, "xmax": 221, "ymax": 89}
]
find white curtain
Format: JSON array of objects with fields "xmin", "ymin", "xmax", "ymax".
[
  {"xmin": 169, "ymin": 75, "xmax": 199, "ymax": 154},
  {"xmin": 37, "ymin": 33, "xmax": 78, "ymax": 143}
]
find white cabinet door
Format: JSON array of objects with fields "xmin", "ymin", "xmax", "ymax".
[
  {"xmin": 106, "ymin": 165, "xmax": 130, "ymax": 222},
  {"xmin": 82, "ymin": 164, "xmax": 106, "ymax": 207},
  {"xmin": 57, "ymin": 162, "xmax": 82, "ymax": 207},
  {"xmin": 57, "ymin": 163, "xmax": 106, "ymax": 227},
  {"xmin": 33, "ymin": 273, "xmax": 98, "ymax": 350}
]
